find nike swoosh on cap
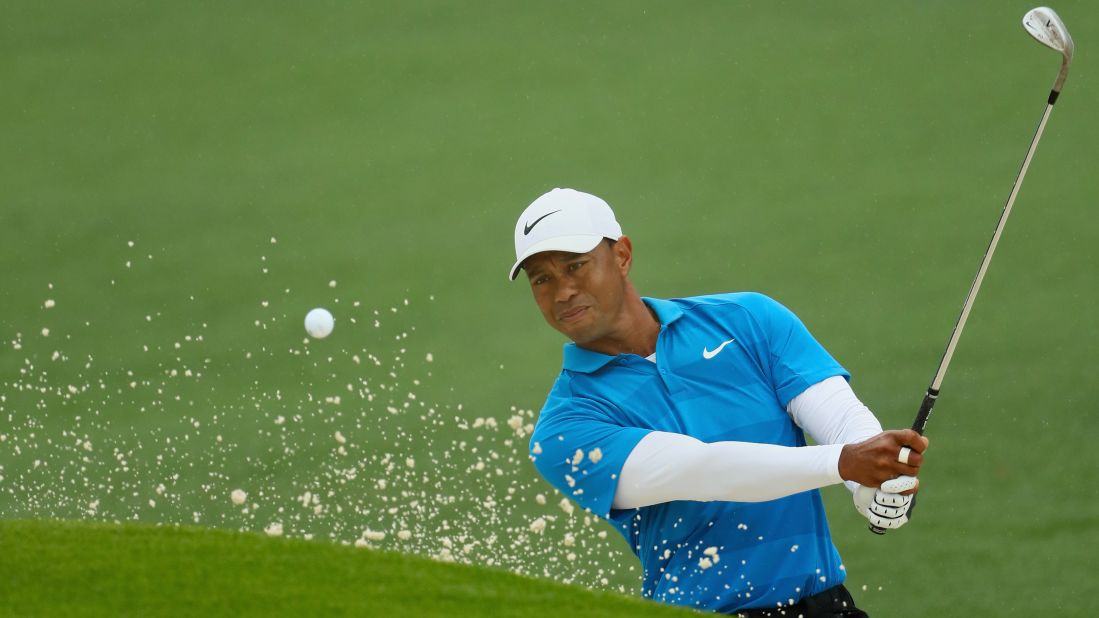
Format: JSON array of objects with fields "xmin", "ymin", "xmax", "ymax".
[
  {"xmin": 702, "ymin": 338, "xmax": 736, "ymax": 360},
  {"xmin": 523, "ymin": 210, "xmax": 561, "ymax": 235}
]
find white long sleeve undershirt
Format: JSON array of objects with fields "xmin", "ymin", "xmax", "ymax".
[{"xmin": 612, "ymin": 375, "xmax": 883, "ymax": 509}]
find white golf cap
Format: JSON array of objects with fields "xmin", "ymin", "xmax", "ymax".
[{"xmin": 509, "ymin": 188, "xmax": 623, "ymax": 280}]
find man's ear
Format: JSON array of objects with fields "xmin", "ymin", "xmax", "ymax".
[{"xmin": 613, "ymin": 236, "xmax": 633, "ymax": 275}]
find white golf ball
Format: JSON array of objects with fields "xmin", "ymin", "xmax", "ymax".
[{"xmin": 304, "ymin": 308, "xmax": 335, "ymax": 338}]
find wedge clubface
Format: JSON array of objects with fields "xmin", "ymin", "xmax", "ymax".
[{"xmin": 1023, "ymin": 6, "xmax": 1074, "ymax": 98}]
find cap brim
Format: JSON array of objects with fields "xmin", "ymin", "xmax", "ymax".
[{"xmin": 508, "ymin": 235, "xmax": 604, "ymax": 280}]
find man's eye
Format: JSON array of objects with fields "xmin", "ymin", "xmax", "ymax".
[
  {"xmin": 532, "ymin": 276, "xmax": 548, "ymax": 286},
  {"xmin": 568, "ymin": 261, "xmax": 585, "ymax": 272}
]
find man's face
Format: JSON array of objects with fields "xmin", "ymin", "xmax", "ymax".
[{"xmin": 522, "ymin": 240, "xmax": 629, "ymax": 345}]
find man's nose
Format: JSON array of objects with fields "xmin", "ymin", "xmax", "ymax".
[{"xmin": 554, "ymin": 276, "xmax": 579, "ymax": 304}]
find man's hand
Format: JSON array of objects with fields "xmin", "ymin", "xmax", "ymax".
[
  {"xmin": 838, "ymin": 429, "xmax": 928, "ymax": 490},
  {"xmin": 853, "ymin": 476, "xmax": 917, "ymax": 530},
  {"xmin": 840, "ymin": 430, "xmax": 927, "ymax": 530}
]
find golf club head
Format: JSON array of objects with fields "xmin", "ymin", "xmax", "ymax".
[{"xmin": 1022, "ymin": 7, "xmax": 1074, "ymax": 93}]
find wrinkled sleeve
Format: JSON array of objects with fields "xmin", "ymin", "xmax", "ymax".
[
  {"xmin": 740, "ymin": 293, "xmax": 850, "ymax": 408},
  {"xmin": 529, "ymin": 396, "xmax": 651, "ymax": 520}
]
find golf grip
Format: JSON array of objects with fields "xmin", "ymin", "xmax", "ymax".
[{"xmin": 868, "ymin": 388, "xmax": 937, "ymax": 535}]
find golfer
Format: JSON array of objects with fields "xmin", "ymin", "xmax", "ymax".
[{"xmin": 512, "ymin": 188, "xmax": 928, "ymax": 617}]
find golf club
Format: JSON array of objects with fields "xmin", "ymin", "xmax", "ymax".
[{"xmin": 870, "ymin": 6, "xmax": 1074, "ymax": 535}]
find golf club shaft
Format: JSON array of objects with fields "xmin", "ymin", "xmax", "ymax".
[
  {"xmin": 915, "ymin": 97, "xmax": 1054, "ymax": 432},
  {"xmin": 926, "ymin": 98, "xmax": 1055, "ymax": 405},
  {"xmin": 869, "ymin": 93, "xmax": 1059, "ymax": 536}
]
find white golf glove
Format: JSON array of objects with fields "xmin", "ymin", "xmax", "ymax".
[{"xmin": 853, "ymin": 475, "xmax": 918, "ymax": 530}]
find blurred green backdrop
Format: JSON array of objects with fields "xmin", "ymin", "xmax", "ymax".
[{"xmin": 2, "ymin": 1, "xmax": 1096, "ymax": 616}]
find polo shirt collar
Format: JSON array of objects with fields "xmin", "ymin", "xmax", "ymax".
[
  {"xmin": 642, "ymin": 296, "xmax": 684, "ymax": 326},
  {"xmin": 561, "ymin": 297, "xmax": 684, "ymax": 374},
  {"xmin": 562, "ymin": 344, "xmax": 616, "ymax": 373}
]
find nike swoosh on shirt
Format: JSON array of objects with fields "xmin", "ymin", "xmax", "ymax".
[
  {"xmin": 523, "ymin": 210, "xmax": 561, "ymax": 235},
  {"xmin": 702, "ymin": 338, "xmax": 736, "ymax": 360}
]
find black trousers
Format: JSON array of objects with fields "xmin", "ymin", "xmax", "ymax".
[{"xmin": 734, "ymin": 585, "xmax": 868, "ymax": 618}]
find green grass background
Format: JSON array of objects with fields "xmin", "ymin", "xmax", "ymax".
[{"xmin": 2, "ymin": 1, "xmax": 1097, "ymax": 616}]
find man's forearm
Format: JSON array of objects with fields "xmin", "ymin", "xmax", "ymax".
[
  {"xmin": 786, "ymin": 375, "xmax": 883, "ymax": 446},
  {"xmin": 787, "ymin": 375, "xmax": 884, "ymax": 492},
  {"xmin": 612, "ymin": 431, "xmax": 844, "ymax": 510}
]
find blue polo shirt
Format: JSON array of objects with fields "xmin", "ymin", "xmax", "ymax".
[{"xmin": 528, "ymin": 292, "xmax": 850, "ymax": 613}]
